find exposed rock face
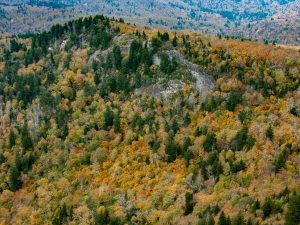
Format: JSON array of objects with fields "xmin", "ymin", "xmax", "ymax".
[
  {"xmin": 112, "ymin": 33, "xmax": 134, "ymax": 54},
  {"xmin": 88, "ymin": 48, "xmax": 112, "ymax": 65},
  {"xmin": 88, "ymin": 36, "xmax": 215, "ymax": 98},
  {"xmin": 152, "ymin": 50, "xmax": 214, "ymax": 96},
  {"xmin": 134, "ymin": 80, "xmax": 185, "ymax": 98}
]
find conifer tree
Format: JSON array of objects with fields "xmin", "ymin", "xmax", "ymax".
[
  {"xmin": 114, "ymin": 111, "xmax": 121, "ymax": 133},
  {"xmin": 218, "ymin": 211, "xmax": 228, "ymax": 225},
  {"xmin": 226, "ymin": 89, "xmax": 243, "ymax": 111},
  {"xmin": 8, "ymin": 129, "xmax": 16, "ymax": 148},
  {"xmin": 165, "ymin": 136, "xmax": 178, "ymax": 162},
  {"xmin": 184, "ymin": 192, "xmax": 194, "ymax": 215},
  {"xmin": 172, "ymin": 33, "xmax": 178, "ymax": 47},
  {"xmin": 285, "ymin": 193, "xmax": 300, "ymax": 225},
  {"xmin": 9, "ymin": 164, "xmax": 22, "ymax": 192},
  {"xmin": 21, "ymin": 122, "xmax": 33, "ymax": 150},
  {"xmin": 203, "ymin": 133, "xmax": 217, "ymax": 152},
  {"xmin": 127, "ymin": 40, "xmax": 142, "ymax": 71},
  {"xmin": 113, "ymin": 45, "xmax": 122, "ymax": 70},
  {"xmin": 104, "ymin": 107, "xmax": 114, "ymax": 130},
  {"xmin": 232, "ymin": 213, "xmax": 245, "ymax": 225},
  {"xmin": 14, "ymin": 150, "xmax": 23, "ymax": 171},
  {"xmin": 266, "ymin": 125, "xmax": 274, "ymax": 140},
  {"xmin": 274, "ymin": 148, "xmax": 290, "ymax": 172},
  {"xmin": 262, "ymin": 198, "xmax": 272, "ymax": 218}
]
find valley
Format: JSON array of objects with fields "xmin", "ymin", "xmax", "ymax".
[{"xmin": 0, "ymin": 0, "xmax": 299, "ymax": 45}]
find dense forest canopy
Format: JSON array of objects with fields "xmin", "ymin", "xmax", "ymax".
[{"xmin": 0, "ymin": 15, "xmax": 299, "ymax": 224}]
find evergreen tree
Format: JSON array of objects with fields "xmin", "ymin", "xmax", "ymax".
[
  {"xmin": 285, "ymin": 193, "xmax": 300, "ymax": 225},
  {"xmin": 95, "ymin": 207, "xmax": 109, "ymax": 225},
  {"xmin": 160, "ymin": 54, "xmax": 177, "ymax": 74},
  {"xmin": 252, "ymin": 199, "xmax": 260, "ymax": 213},
  {"xmin": 274, "ymin": 148, "xmax": 290, "ymax": 173},
  {"xmin": 141, "ymin": 43, "xmax": 152, "ymax": 73},
  {"xmin": 172, "ymin": 33, "xmax": 178, "ymax": 47},
  {"xmin": 206, "ymin": 214, "xmax": 215, "ymax": 225},
  {"xmin": 184, "ymin": 192, "xmax": 194, "ymax": 215},
  {"xmin": 184, "ymin": 113, "xmax": 191, "ymax": 126},
  {"xmin": 127, "ymin": 40, "xmax": 142, "ymax": 71},
  {"xmin": 8, "ymin": 129, "xmax": 16, "ymax": 148},
  {"xmin": 52, "ymin": 204, "xmax": 68, "ymax": 225},
  {"xmin": 56, "ymin": 109, "xmax": 69, "ymax": 139},
  {"xmin": 142, "ymin": 31, "xmax": 147, "ymax": 39},
  {"xmin": 229, "ymin": 160, "xmax": 246, "ymax": 173},
  {"xmin": 14, "ymin": 150, "xmax": 23, "ymax": 171},
  {"xmin": 10, "ymin": 39, "xmax": 23, "ymax": 52},
  {"xmin": 0, "ymin": 153, "xmax": 6, "ymax": 165},
  {"xmin": 133, "ymin": 72, "xmax": 142, "ymax": 88},
  {"xmin": 212, "ymin": 160, "xmax": 223, "ymax": 181},
  {"xmin": 165, "ymin": 136, "xmax": 178, "ymax": 162},
  {"xmin": 113, "ymin": 45, "xmax": 122, "ymax": 70},
  {"xmin": 183, "ymin": 150, "xmax": 193, "ymax": 166},
  {"xmin": 9, "ymin": 164, "xmax": 22, "ymax": 192},
  {"xmin": 235, "ymin": 125, "xmax": 249, "ymax": 151},
  {"xmin": 183, "ymin": 137, "xmax": 192, "ymax": 151},
  {"xmin": 226, "ymin": 89, "xmax": 243, "ymax": 111},
  {"xmin": 114, "ymin": 111, "xmax": 121, "ymax": 133},
  {"xmin": 171, "ymin": 120, "xmax": 179, "ymax": 134},
  {"xmin": 151, "ymin": 37, "xmax": 162, "ymax": 51},
  {"xmin": 207, "ymin": 151, "xmax": 219, "ymax": 166},
  {"xmin": 266, "ymin": 125, "xmax": 274, "ymax": 140},
  {"xmin": 194, "ymin": 125, "xmax": 208, "ymax": 137},
  {"xmin": 262, "ymin": 198, "xmax": 272, "ymax": 218},
  {"xmin": 218, "ymin": 211, "xmax": 228, "ymax": 225},
  {"xmin": 246, "ymin": 218, "xmax": 253, "ymax": 225},
  {"xmin": 203, "ymin": 133, "xmax": 216, "ymax": 152},
  {"xmin": 160, "ymin": 32, "xmax": 170, "ymax": 42},
  {"xmin": 104, "ymin": 107, "xmax": 114, "ymax": 130},
  {"xmin": 232, "ymin": 213, "xmax": 245, "ymax": 225},
  {"xmin": 21, "ymin": 122, "xmax": 33, "ymax": 150}
]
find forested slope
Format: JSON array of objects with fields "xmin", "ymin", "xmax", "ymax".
[{"xmin": 0, "ymin": 16, "xmax": 299, "ymax": 224}]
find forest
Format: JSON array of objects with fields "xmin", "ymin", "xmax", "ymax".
[{"xmin": 0, "ymin": 15, "xmax": 299, "ymax": 224}]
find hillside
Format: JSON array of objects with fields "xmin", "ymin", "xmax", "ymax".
[
  {"xmin": 0, "ymin": 0, "xmax": 299, "ymax": 45},
  {"xmin": 0, "ymin": 16, "xmax": 300, "ymax": 225}
]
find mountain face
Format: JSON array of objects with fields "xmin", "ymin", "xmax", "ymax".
[
  {"xmin": 0, "ymin": 0, "xmax": 299, "ymax": 45},
  {"xmin": 0, "ymin": 15, "xmax": 299, "ymax": 224}
]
